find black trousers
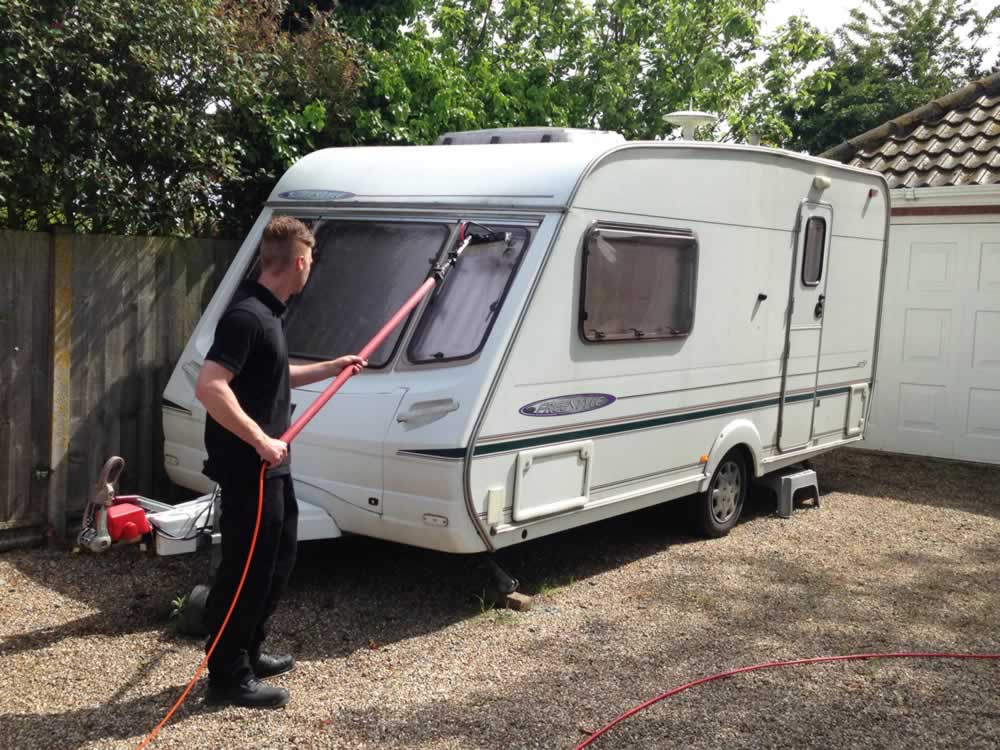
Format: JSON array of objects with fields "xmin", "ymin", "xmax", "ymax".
[{"xmin": 204, "ymin": 470, "xmax": 298, "ymax": 685}]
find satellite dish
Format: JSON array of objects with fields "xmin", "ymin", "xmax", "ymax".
[{"xmin": 663, "ymin": 110, "xmax": 719, "ymax": 140}]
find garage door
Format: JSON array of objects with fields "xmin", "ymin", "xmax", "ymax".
[{"xmin": 860, "ymin": 222, "xmax": 1000, "ymax": 465}]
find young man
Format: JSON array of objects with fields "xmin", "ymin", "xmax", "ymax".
[{"xmin": 195, "ymin": 216, "xmax": 365, "ymax": 708}]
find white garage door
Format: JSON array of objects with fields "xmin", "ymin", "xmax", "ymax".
[{"xmin": 860, "ymin": 222, "xmax": 1000, "ymax": 465}]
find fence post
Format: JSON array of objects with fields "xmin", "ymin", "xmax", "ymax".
[{"xmin": 47, "ymin": 225, "xmax": 73, "ymax": 542}]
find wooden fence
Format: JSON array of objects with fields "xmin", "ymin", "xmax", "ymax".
[{"xmin": 0, "ymin": 229, "xmax": 238, "ymax": 549}]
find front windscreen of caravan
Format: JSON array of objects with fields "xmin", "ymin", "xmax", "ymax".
[{"xmin": 277, "ymin": 218, "xmax": 531, "ymax": 367}]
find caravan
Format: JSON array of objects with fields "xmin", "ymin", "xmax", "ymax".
[{"xmin": 157, "ymin": 127, "xmax": 889, "ymax": 574}]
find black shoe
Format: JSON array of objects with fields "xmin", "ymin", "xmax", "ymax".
[
  {"xmin": 205, "ymin": 677, "xmax": 290, "ymax": 709},
  {"xmin": 252, "ymin": 652, "xmax": 295, "ymax": 679}
]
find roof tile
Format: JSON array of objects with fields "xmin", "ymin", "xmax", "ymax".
[{"xmin": 831, "ymin": 74, "xmax": 1000, "ymax": 188}]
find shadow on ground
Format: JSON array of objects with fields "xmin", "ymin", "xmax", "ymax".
[
  {"xmin": 1, "ymin": 467, "xmax": 774, "ymax": 663},
  {"xmin": 5, "ymin": 448, "xmax": 997, "ymax": 665}
]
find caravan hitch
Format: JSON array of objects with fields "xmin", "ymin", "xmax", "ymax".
[
  {"xmin": 77, "ymin": 456, "xmax": 124, "ymax": 553},
  {"xmin": 77, "ymin": 456, "xmax": 151, "ymax": 553}
]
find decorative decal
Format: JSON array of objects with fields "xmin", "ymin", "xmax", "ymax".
[
  {"xmin": 277, "ymin": 189, "xmax": 356, "ymax": 201},
  {"xmin": 519, "ymin": 393, "xmax": 616, "ymax": 417}
]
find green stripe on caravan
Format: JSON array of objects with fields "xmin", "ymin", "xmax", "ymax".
[{"xmin": 404, "ymin": 385, "xmax": 854, "ymax": 460}]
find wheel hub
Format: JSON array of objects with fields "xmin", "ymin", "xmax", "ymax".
[{"xmin": 711, "ymin": 460, "xmax": 742, "ymax": 524}]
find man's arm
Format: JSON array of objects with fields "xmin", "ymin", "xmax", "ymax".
[
  {"xmin": 289, "ymin": 355, "xmax": 367, "ymax": 388},
  {"xmin": 195, "ymin": 361, "xmax": 287, "ymax": 467}
]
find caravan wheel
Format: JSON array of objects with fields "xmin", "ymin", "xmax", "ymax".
[{"xmin": 693, "ymin": 449, "xmax": 747, "ymax": 538}]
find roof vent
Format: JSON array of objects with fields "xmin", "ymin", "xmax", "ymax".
[
  {"xmin": 663, "ymin": 110, "xmax": 719, "ymax": 140},
  {"xmin": 434, "ymin": 127, "xmax": 625, "ymax": 146}
]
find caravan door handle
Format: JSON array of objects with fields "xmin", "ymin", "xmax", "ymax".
[
  {"xmin": 181, "ymin": 360, "xmax": 202, "ymax": 388},
  {"xmin": 396, "ymin": 398, "xmax": 460, "ymax": 423},
  {"xmin": 814, "ymin": 294, "xmax": 825, "ymax": 318}
]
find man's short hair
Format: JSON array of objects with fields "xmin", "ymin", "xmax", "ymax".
[{"xmin": 259, "ymin": 216, "xmax": 314, "ymax": 272}]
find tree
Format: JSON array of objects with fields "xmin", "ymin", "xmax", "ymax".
[
  {"xmin": 213, "ymin": 0, "xmax": 363, "ymax": 237},
  {"xmin": 0, "ymin": 0, "xmax": 888, "ymax": 237},
  {"xmin": 0, "ymin": 0, "xmax": 234, "ymax": 234},
  {"xmin": 341, "ymin": 0, "xmax": 829, "ymax": 146},
  {"xmin": 576, "ymin": 0, "xmax": 768, "ymax": 138},
  {"xmin": 722, "ymin": 16, "xmax": 833, "ymax": 146},
  {"xmin": 0, "ymin": 0, "xmax": 362, "ymax": 237},
  {"xmin": 341, "ymin": 0, "xmax": 596, "ymax": 145},
  {"xmin": 783, "ymin": 0, "xmax": 999, "ymax": 155}
]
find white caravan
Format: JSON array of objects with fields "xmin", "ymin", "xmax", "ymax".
[{"xmin": 158, "ymin": 127, "xmax": 889, "ymax": 577}]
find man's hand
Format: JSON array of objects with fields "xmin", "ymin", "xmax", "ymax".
[
  {"xmin": 332, "ymin": 355, "xmax": 368, "ymax": 375},
  {"xmin": 289, "ymin": 355, "xmax": 368, "ymax": 388},
  {"xmin": 256, "ymin": 436, "xmax": 288, "ymax": 467}
]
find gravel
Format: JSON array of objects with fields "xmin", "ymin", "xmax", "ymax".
[{"xmin": 1, "ymin": 448, "xmax": 997, "ymax": 750}]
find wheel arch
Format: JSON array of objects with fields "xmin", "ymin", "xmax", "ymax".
[{"xmin": 698, "ymin": 418, "xmax": 764, "ymax": 493}]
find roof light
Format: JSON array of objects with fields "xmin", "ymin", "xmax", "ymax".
[{"xmin": 434, "ymin": 127, "xmax": 625, "ymax": 146}]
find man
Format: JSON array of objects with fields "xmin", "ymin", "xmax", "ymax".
[{"xmin": 195, "ymin": 215, "xmax": 365, "ymax": 708}]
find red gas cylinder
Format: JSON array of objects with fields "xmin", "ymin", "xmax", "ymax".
[{"xmin": 106, "ymin": 502, "xmax": 152, "ymax": 542}]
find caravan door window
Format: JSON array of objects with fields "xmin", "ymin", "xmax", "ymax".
[
  {"xmin": 407, "ymin": 226, "xmax": 531, "ymax": 363},
  {"xmin": 801, "ymin": 216, "xmax": 826, "ymax": 286},
  {"xmin": 580, "ymin": 226, "xmax": 698, "ymax": 342},
  {"xmin": 282, "ymin": 220, "xmax": 450, "ymax": 368}
]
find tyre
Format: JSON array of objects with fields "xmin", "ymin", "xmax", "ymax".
[
  {"xmin": 178, "ymin": 583, "xmax": 210, "ymax": 637},
  {"xmin": 692, "ymin": 449, "xmax": 748, "ymax": 538}
]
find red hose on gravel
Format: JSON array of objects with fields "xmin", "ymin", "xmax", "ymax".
[{"xmin": 573, "ymin": 652, "xmax": 1000, "ymax": 749}]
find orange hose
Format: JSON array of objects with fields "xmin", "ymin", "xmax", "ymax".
[{"xmin": 133, "ymin": 464, "xmax": 267, "ymax": 750}]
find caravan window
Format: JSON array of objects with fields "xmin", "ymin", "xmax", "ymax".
[
  {"xmin": 408, "ymin": 226, "xmax": 531, "ymax": 363},
  {"xmin": 282, "ymin": 220, "xmax": 450, "ymax": 368},
  {"xmin": 580, "ymin": 226, "xmax": 697, "ymax": 343},
  {"xmin": 802, "ymin": 216, "xmax": 826, "ymax": 285}
]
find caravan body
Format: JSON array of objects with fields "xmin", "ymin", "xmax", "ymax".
[{"xmin": 161, "ymin": 131, "xmax": 890, "ymax": 555}]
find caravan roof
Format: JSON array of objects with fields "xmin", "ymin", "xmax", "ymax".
[
  {"xmin": 267, "ymin": 135, "xmax": 885, "ymax": 211},
  {"xmin": 267, "ymin": 141, "xmax": 617, "ymax": 210}
]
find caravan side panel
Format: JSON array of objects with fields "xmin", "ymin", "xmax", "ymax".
[{"xmin": 467, "ymin": 147, "xmax": 888, "ymax": 549}]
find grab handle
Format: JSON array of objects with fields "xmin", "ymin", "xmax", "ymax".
[{"xmin": 396, "ymin": 398, "xmax": 460, "ymax": 423}]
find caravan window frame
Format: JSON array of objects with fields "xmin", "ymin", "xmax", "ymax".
[
  {"xmin": 578, "ymin": 221, "xmax": 699, "ymax": 345},
  {"xmin": 405, "ymin": 223, "xmax": 535, "ymax": 366}
]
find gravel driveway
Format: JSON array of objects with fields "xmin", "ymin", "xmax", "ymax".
[{"xmin": 1, "ymin": 448, "xmax": 998, "ymax": 749}]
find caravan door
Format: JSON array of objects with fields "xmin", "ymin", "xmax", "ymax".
[{"xmin": 778, "ymin": 202, "xmax": 832, "ymax": 451}]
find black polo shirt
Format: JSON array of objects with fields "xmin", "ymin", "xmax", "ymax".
[{"xmin": 202, "ymin": 280, "xmax": 292, "ymax": 481}]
